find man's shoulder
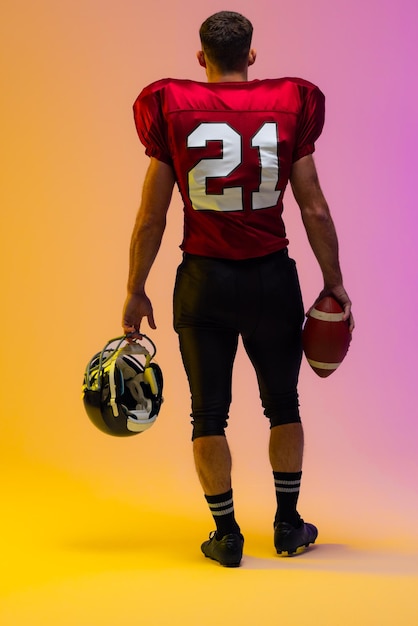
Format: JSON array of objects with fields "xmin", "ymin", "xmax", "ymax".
[
  {"xmin": 134, "ymin": 77, "xmax": 324, "ymax": 117},
  {"xmin": 259, "ymin": 77, "xmax": 322, "ymax": 93},
  {"xmin": 138, "ymin": 78, "xmax": 197, "ymax": 96},
  {"xmin": 137, "ymin": 76, "xmax": 321, "ymax": 93},
  {"xmin": 279, "ymin": 76, "xmax": 320, "ymax": 89}
]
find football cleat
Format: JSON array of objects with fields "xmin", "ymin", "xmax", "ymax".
[
  {"xmin": 274, "ymin": 520, "xmax": 318, "ymax": 556},
  {"xmin": 201, "ymin": 531, "xmax": 244, "ymax": 567}
]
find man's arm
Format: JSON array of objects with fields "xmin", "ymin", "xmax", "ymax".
[
  {"xmin": 290, "ymin": 154, "xmax": 354, "ymax": 331},
  {"xmin": 122, "ymin": 157, "xmax": 176, "ymax": 334}
]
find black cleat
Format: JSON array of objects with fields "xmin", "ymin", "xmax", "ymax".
[
  {"xmin": 274, "ymin": 520, "xmax": 318, "ymax": 556},
  {"xmin": 201, "ymin": 531, "xmax": 244, "ymax": 567}
]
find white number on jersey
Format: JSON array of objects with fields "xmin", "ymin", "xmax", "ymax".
[{"xmin": 187, "ymin": 122, "xmax": 281, "ymax": 212}]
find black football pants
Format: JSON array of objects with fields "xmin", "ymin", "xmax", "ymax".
[{"xmin": 173, "ymin": 249, "xmax": 305, "ymax": 440}]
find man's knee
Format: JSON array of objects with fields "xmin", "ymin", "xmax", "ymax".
[
  {"xmin": 264, "ymin": 394, "xmax": 301, "ymax": 428},
  {"xmin": 191, "ymin": 414, "xmax": 228, "ymax": 440},
  {"xmin": 268, "ymin": 411, "xmax": 301, "ymax": 428},
  {"xmin": 263, "ymin": 390, "xmax": 301, "ymax": 428}
]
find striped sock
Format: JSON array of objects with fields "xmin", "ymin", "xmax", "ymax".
[
  {"xmin": 273, "ymin": 471, "xmax": 302, "ymax": 527},
  {"xmin": 205, "ymin": 489, "xmax": 241, "ymax": 539}
]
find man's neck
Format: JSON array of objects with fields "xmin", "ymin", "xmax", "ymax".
[{"xmin": 206, "ymin": 69, "xmax": 249, "ymax": 83}]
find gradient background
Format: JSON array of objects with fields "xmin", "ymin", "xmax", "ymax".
[{"xmin": 1, "ymin": 0, "xmax": 417, "ymax": 624}]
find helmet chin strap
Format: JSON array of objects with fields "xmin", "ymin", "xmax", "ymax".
[{"xmin": 109, "ymin": 357, "xmax": 120, "ymax": 417}]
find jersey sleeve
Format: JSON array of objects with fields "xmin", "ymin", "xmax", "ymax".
[
  {"xmin": 133, "ymin": 83, "xmax": 173, "ymax": 165},
  {"xmin": 293, "ymin": 84, "xmax": 325, "ymax": 162}
]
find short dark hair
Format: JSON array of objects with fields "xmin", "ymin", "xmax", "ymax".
[{"xmin": 199, "ymin": 11, "xmax": 253, "ymax": 73}]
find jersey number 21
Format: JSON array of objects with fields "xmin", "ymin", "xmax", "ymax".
[{"xmin": 187, "ymin": 122, "xmax": 281, "ymax": 212}]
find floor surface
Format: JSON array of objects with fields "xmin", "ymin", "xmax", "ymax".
[{"xmin": 1, "ymin": 467, "xmax": 417, "ymax": 625}]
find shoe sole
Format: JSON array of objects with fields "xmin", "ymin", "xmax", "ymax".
[
  {"xmin": 203, "ymin": 553, "xmax": 242, "ymax": 567},
  {"xmin": 276, "ymin": 538, "xmax": 316, "ymax": 556}
]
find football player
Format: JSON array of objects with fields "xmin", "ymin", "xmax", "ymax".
[{"xmin": 122, "ymin": 11, "xmax": 353, "ymax": 566}]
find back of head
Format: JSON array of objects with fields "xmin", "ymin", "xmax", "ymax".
[{"xmin": 199, "ymin": 11, "xmax": 253, "ymax": 74}]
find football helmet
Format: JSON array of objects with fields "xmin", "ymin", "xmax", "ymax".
[{"xmin": 82, "ymin": 334, "xmax": 163, "ymax": 437}]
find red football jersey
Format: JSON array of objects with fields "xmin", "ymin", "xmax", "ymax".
[{"xmin": 133, "ymin": 78, "xmax": 325, "ymax": 259}]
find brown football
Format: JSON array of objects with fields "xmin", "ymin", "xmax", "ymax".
[{"xmin": 302, "ymin": 296, "xmax": 351, "ymax": 378}]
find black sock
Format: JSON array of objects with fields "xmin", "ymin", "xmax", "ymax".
[
  {"xmin": 273, "ymin": 471, "xmax": 302, "ymax": 527},
  {"xmin": 205, "ymin": 489, "xmax": 241, "ymax": 539}
]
